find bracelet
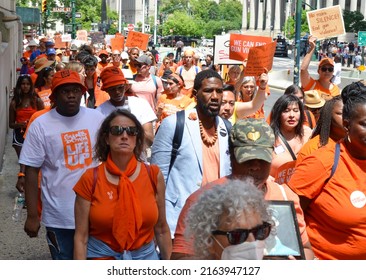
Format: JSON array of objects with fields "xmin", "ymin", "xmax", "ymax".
[
  {"xmin": 18, "ymin": 172, "xmax": 25, "ymax": 178},
  {"xmin": 258, "ymin": 86, "xmax": 267, "ymax": 91}
]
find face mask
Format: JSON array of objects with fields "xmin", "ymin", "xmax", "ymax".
[{"xmin": 214, "ymin": 236, "xmax": 265, "ymax": 260}]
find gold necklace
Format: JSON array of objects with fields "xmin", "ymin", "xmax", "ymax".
[{"xmin": 199, "ymin": 121, "xmax": 218, "ymax": 147}]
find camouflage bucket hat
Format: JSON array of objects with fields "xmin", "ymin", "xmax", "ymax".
[{"xmin": 230, "ymin": 118, "xmax": 275, "ymax": 163}]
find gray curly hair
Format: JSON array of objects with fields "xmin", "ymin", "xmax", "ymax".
[{"xmin": 185, "ymin": 178, "xmax": 271, "ymax": 259}]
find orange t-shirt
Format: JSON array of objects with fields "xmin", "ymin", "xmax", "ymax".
[
  {"xmin": 302, "ymin": 77, "xmax": 340, "ymax": 98},
  {"xmin": 172, "ymin": 176, "xmax": 308, "ymax": 255},
  {"xmin": 296, "ymin": 135, "xmax": 337, "ymax": 166},
  {"xmin": 36, "ymin": 88, "xmax": 52, "ymax": 109},
  {"xmin": 288, "ymin": 141, "xmax": 366, "ymax": 259},
  {"xmin": 156, "ymin": 94, "xmax": 195, "ymax": 122},
  {"xmin": 201, "ymin": 137, "xmax": 220, "ymax": 187},
  {"xmin": 270, "ymin": 126, "xmax": 312, "ymax": 178},
  {"xmin": 73, "ymin": 162, "xmax": 159, "ymax": 252}
]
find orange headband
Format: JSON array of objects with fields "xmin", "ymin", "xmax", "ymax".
[{"xmin": 169, "ymin": 73, "xmax": 184, "ymax": 87}]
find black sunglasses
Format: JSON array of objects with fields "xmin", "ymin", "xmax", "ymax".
[
  {"xmin": 109, "ymin": 126, "xmax": 138, "ymax": 136},
  {"xmin": 212, "ymin": 222, "xmax": 271, "ymax": 245},
  {"xmin": 320, "ymin": 67, "xmax": 334, "ymax": 72}
]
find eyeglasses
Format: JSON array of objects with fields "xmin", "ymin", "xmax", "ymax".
[
  {"xmin": 109, "ymin": 126, "xmax": 138, "ymax": 136},
  {"xmin": 212, "ymin": 222, "xmax": 271, "ymax": 245},
  {"xmin": 320, "ymin": 67, "xmax": 334, "ymax": 72}
]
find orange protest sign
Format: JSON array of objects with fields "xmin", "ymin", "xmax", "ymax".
[
  {"xmin": 229, "ymin": 34, "xmax": 273, "ymax": 61},
  {"xmin": 307, "ymin": 5, "xmax": 345, "ymax": 40},
  {"xmin": 54, "ymin": 34, "xmax": 66, "ymax": 49},
  {"xmin": 245, "ymin": 41, "xmax": 277, "ymax": 76},
  {"xmin": 125, "ymin": 31, "xmax": 150, "ymax": 50},
  {"xmin": 111, "ymin": 37, "xmax": 124, "ymax": 52}
]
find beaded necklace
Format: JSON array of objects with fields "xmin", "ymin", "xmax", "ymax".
[{"xmin": 199, "ymin": 120, "xmax": 218, "ymax": 146}]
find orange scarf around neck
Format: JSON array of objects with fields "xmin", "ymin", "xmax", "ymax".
[{"xmin": 106, "ymin": 153, "xmax": 143, "ymax": 251}]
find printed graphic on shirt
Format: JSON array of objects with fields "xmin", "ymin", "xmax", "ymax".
[
  {"xmin": 62, "ymin": 129, "xmax": 93, "ymax": 171},
  {"xmin": 37, "ymin": 89, "xmax": 51, "ymax": 108}
]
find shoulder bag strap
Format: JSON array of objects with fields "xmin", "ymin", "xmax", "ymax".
[
  {"xmin": 167, "ymin": 110, "xmax": 185, "ymax": 178},
  {"xmin": 324, "ymin": 142, "xmax": 341, "ymax": 184},
  {"xmin": 278, "ymin": 133, "xmax": 297, "ymax": 161}
]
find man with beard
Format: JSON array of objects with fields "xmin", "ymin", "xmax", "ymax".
[{"xmin": 151, "ymin": 69, "xmax": 268, "ymax": 238}]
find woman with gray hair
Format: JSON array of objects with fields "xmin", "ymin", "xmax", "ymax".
[{"xmin": 185, "ymin": 179, "xmax": 272, "ymax": 260}]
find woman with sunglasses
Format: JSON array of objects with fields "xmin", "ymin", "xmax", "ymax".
[
  {"xmin": 185, "ymin": 179, "xmax": 272, "ymax": 260},
  {"xmin": 34, "ymin": 66, "xmax": 55, "ymax": 109},
  {"xmin": 73, "ymin": 110, "xmax": 172, "ymax": 260},
  {"xmin": 157, "ymin": 57, "xmax": 173, "ymax": 77},
  {"xmin": 288, "ymin": 82, "xmax": 366, "ymax": 259},
  {"xmin": 300, "ymin": 35, "xmax": 340, "ymax": 99}
]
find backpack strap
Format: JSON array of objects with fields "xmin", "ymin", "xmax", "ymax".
[
  {"xmin": 167, "ymin": 110, "xmax": 185, "ymax": 179},
  {"xmin": 144, "ymin": 163, "xmax": 157, "ymax": 194},
  {"xmin": 324, "ymin": 142, "xmax": 341, "ymax": 184},
  {"xmin": 305, "ymin": 110, "xmax": 313, "ymax": 129}
]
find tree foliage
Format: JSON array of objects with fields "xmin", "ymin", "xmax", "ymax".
[
  {"xmin": 160, "ymin": 0, "xmax": 242, "ymax": 38},
  {"xmin": 283, "ymin": 10, "xmax": 309, "ymax": 39},
  {"xmin": 343, "ymin": 10, "xmax": 366, "ymax": 33}
]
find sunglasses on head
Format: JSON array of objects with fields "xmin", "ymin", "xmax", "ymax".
[
  {"xmin": 320, "ymin": 67, "xmax": 334, "ymax": 72},
  {"xmin": 109, "ymin": 126, "xmax": 138, "ymax": 136},
  {"xmin": 212, "ymin": 222, "xmax": 271, "ymax": 245}
]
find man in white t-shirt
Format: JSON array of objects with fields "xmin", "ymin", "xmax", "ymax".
[
  {"xmin": 130, "ymin": 54, "xmax": 163, "ymax": 112},
  {"xmin": 98, "ymin": 66, "xmax": 156, "ymax": 147},
  {"xmin": 19, "ymin": 69, "xmax": 105, "ymax": 260}
]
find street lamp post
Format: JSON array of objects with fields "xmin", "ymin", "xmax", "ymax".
[
  {"xmin": 71, "ymin": 0, "xmax": 76, "ymax": 39},
  {"xmin": 293, "ymin": 0, "xmax": 302, "ymax": 85}
]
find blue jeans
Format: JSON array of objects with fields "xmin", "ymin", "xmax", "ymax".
[{"xmin": 45, "ymin": 227, "xmax": 75, "ymax": 260}]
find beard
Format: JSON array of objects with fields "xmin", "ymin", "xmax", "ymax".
[{"xmin": 196, "ymin": 98, "xmax": 221, "ymax": 117}]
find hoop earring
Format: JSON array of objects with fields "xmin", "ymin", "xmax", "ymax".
[{"xmin": 347, "ymin": 134, "xmax": 351, "ymax": 143}]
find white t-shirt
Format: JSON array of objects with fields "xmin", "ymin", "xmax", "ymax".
[
  {"xmin": 96, "ymin": 96, "xmax": 157, "ymax": 125},
  {"xmin": 19, "ymin": 107, "xmax": 105, "ymax": 229},
  {"xmin": 332, "ymin": 62, "xmax": 342, "ymax": 85},
  {"xmin": 176, "ymin": 65, "xmax": 201, "ymax": 90}
]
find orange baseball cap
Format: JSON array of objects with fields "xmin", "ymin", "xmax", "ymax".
[
  {"xmin": 100, "ymin": 66, "xmax": 128, "ymax": 90},
  {"xmin": 98, "ymin": 49, "xmax": 109, "ymax": 57},
  {"xmin": 319, "ymin": 57, "xmax": 334, "ymax": 68},
  {"xmin": 50, "ymin": 69, "xmax": 87, "ymax": 100}
]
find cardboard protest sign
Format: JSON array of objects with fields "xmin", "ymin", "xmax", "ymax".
[
  {"xmin": 76, "ymin": 30, "xmax": 88, "ymax": 42},
  {"xmin": 125, "ymin": 31, "xmax": 150, "ymax": 50},
  {"xmin": 307, "ymin": 5, "xmax": 345, "ymax": 40},
  {"xmin": 229, "ymin": 34, "xmax": 273, "ymax": 61},
  {"xmin": 111, "ymin": 37, "xmax": 124, "ymax": 52},
  {"xmin": 245, "ymin": 40, "xmax": 277, "ymax": 76}
]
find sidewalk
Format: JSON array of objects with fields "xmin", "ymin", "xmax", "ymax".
[{"xmin": 0, "ymin": 131, "xmax": 50, "ymax": 260}]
